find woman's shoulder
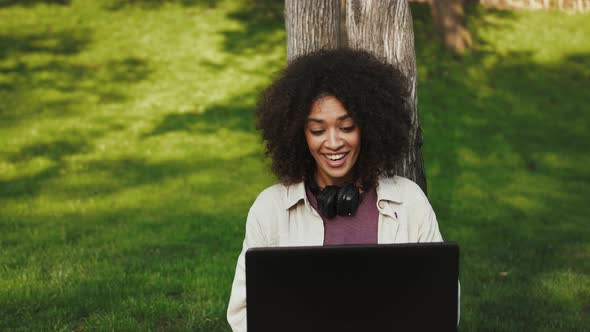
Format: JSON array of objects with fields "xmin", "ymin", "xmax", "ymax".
[
  {"xmin": 253, "ymin": 183, "xmax": 287, "ymax": 204},
  {"xmin": 250, "ymin": 181, "xmax": 303, "ymax": 212},
  {"xmin": 377, "ymin": 175, "xmax": 428, "ymax": 203}
]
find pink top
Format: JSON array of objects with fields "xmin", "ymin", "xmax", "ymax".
[{"xmin": 306, "ymin": 185, "xmax": 379, "ymax": 245}]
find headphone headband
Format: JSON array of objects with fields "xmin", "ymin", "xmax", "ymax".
[{"xmin": 311, "ymin": 181, "xmax": 361, "ymax": 219}]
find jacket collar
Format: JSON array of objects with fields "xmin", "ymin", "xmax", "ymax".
[
  {"xmin": 283, "ymin": 176, "xmax": 403, "ymax": 210},
  {"xmin": 284, "ymin": 181, "xmax": 307, "ymax": 210}
]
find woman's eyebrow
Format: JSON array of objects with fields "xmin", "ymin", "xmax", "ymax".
[{"xmin": 306, "ymin": 115, "xmax": 352, "ymax": 123}]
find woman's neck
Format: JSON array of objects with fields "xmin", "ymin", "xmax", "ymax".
[{"xmin": 314, "ymin": 172, "xmax": 355, "ymax": 188}]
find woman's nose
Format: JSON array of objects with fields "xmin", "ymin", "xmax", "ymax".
[{"xmin": 325, "ymin": 129, "xmax": 343, "ymax": 150}]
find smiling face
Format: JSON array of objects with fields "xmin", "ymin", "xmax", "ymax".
[{"xmin": 304, "ymin": 95, "xmax": 361, "ymax": 188}]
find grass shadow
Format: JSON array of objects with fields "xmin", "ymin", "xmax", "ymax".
[
  {"xmin": 0, "ymin": 27, "xmax": 152, "ymax": 127},
  {"xmin": 8, "ymin": 139, "xmax": 90, "ymax": 163},
  {"xmin": 1, "ymin": 56, "xmax": 151, "ymax": 127},
  {"xmin": 0, "ymin": 0, "xmax": 69, "ymax": 7},
  {"xmin": 221, "ymin": 0, "xmax": 284, "ymax": 55},
  {"xmin": 0, "ymin": 29, "xmax": 89, "ymax": 60},
  {"xmin": 103, "ymin": 0, "xmax": 217, "ymax": 10},
  {"xmin": 145, "ymin": 99, "xmax": 256, "ymax": 137}
]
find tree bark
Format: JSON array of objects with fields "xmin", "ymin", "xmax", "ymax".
[
  {"xmin": 345, "ymin": 0, "xmax": 427, "ymax": 194},
  {"xmin": 285, "ymin": 0, "xmax": 341, "ymax": 63},
  {"xmin": 430, "ymin": 0, "xmax": 472, "ymax": 55}
]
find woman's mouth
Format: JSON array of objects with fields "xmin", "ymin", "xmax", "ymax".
[
  {"xmin": 324, "ymin": 153, "xmax": 346, "ymax": 161},
  {"xmin": 322, "ymin": 152, "xmax": 348, "ymax": 167}
]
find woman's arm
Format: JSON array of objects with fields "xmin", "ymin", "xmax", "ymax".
[
  {"xmin": 416, "ymin": 193, "xmax": 443, "ymax": 243},
  {"xmin": 227, "ymin": 208, "xmax": 268, "ymax": 332}
]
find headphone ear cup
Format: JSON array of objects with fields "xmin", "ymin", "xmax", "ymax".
[
  {"xmin": 316, "ymin": 185, "xmax": 340, "ymax": 219},
  {"xmin": 337, "ymin": 183, "xmax": 360, "ymax": 216}
]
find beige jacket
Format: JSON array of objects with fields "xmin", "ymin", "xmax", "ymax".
[{"xmin": 227, "ymin": 176, "xmax": 448, "ymax": 332}]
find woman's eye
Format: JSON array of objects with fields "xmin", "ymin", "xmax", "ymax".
[
  {"xmin": 310, "ymin": 129, "xmax": 324, "ymax": 136},
  {"xmin": 341, "ymin": 125, "xmax": 356, "ymax": 132}
]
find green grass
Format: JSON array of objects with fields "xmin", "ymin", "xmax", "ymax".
[
  {"xmin": 414, "ymin": 4, "xmax": 590, "ymax": 331},
  {"xmin": 0, "ymin": 1, "xmax": 588, "ymax": 331}
]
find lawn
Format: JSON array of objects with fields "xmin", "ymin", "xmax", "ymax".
[{"xmin": 0, "ymin": 1, "xmax": 588, "ymax": 331}]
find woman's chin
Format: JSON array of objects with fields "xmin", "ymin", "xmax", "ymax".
[{"xmin": 316, "ymin": 169, "xmax": 354, "ymax": 186}]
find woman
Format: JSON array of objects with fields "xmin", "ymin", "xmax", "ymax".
[{"xmin": 227, "ymin": 48, "xmax": 444, "ymax": 331}]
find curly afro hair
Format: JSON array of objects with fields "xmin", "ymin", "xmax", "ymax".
[{"xmin": 256, "ymin": 48, "xmax": 411, "ymax": 189}]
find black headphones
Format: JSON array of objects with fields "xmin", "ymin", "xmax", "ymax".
[{"xmin": 309, "ymin": 181, "xmax": 361, "ymax": 219}]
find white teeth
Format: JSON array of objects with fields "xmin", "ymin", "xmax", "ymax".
[{"xmin": 324, "ymin": 153, "xmax": 346, "ymax": 161}]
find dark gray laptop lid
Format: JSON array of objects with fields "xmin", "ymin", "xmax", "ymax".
[{"xmin": 246, "ymin": 242, "xmax": 459, "ymax": 332}]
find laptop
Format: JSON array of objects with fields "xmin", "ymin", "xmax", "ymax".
[{"xmin": 246, "ymin": 242, "xmax": 459, "ymax": 332}]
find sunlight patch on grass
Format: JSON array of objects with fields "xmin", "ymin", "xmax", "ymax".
[
  {"xmin": 475, "ymin": 8, "xmax": 590, "ymax": 62},
  {"xmin": 499, "ymin": 193, "xmax": 538, "ymax": 211},
  {"xmin": 493, "ymin": 173, "xmax": 548, "ymax": 212},
  {"xmin": 534, "ymin": 270, "xmax": 590, "ymax": 328},
  {"xmin": 457, "ymin": 147, "xmax": 481, "ymax": 167},
  {"xmin": 426, "ymin": 158, "xmax": 441, "ymax": 177},
  {"xmin": 0, "ymin": 157, "xmax": 55, "ymax": 181},
  {"xmin": 536, "ymin": 151, "xmax": 588, "ymax": 172},
  {"xmin": 453, "ymin": 172, "xmax": 489, "ymax": 206}
]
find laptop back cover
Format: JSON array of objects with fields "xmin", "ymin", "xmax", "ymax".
[{"xmin": 246, "ymin": 242, "xmax": 459, "ymax": 332}]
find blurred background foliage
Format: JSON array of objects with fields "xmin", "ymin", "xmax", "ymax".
[{"xmin": 0, "ymin": 0, "xmax": 588, "ymax": 331}]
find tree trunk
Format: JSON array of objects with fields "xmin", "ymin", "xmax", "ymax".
[
  {"xmin": 345, "ymin": 0, "xmax": 427, "ymax": 194},
  {"xmin": 285, "ymin": 0, "xmax": 341, "ymax": 63},
  {"xmin": 285, "ymin": 0, "xmax": 428, "ymax": 194},
  {"xmin": 430, "ymin": 0, "xmax": 472, "ymax": 56}
]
